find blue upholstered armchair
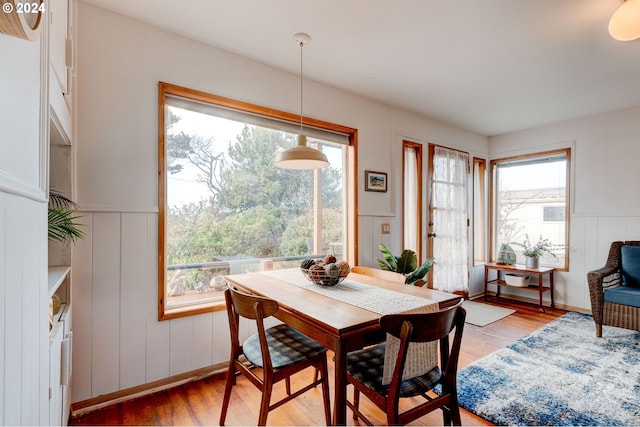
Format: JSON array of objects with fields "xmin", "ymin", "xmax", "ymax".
[{"xmin": 587, "ymin": 241, "xmax": 640, "ymax": 337}]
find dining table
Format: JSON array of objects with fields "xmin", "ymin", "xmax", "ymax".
[{"xmin": 224, "ymin": 267, "xmax": 462, "ymax": 425}]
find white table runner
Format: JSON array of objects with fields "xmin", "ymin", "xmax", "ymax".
[
  {"xmin": 260, "ymin": 269, "xmax": 438, "ymax": 384},
  {"xmin": 261, "ymin": 268, "xmax": 435, "ymax": 315}
]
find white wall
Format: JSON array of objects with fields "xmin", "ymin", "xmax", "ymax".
[
  {"xmin": 73, "ymin": 2, "xmax": 488, "ymax": 403},
  {"xmin": 489, "ymin": 106, "xmax": 640, "ymax": 309},
  {"xmin": 0, "ymin": 32, "xmax": 49, "ymax": 425}
]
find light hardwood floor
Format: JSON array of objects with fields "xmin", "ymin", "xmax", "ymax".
[{"xmin": 70, "ymin": 297, "xmax": 567, "ymax": 426}]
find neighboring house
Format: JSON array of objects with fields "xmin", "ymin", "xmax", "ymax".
[{"xmin": 2, "ymin": 1, "xmax": 640, "ymax": 424}]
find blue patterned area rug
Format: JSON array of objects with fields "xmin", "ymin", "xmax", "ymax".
[{"xmin": 457, "ymin": 312, "xmax": 640, "ymax": 426}]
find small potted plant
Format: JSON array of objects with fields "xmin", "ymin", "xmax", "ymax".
[
  {"xmin": 512, "ymin": 234, "xmax": 556, "ymax": 269},
  {"xmin": 377, "ymin": 243, "xmax": 434, "ymax": 285}
]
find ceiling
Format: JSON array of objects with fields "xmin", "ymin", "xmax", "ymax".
[{"xmin": 81, "ymin": 0, "xmax": 640, "ymax": 136}]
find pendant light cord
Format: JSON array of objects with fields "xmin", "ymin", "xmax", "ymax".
[{"xmin": 299, "ymin": 40, "xmax": 304, "ymax": 135}]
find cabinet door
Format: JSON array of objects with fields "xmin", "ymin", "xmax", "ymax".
[
  {"xmin": 49, "ymin": 323, "xmax": 64, "ymax": 427},
  {"xmin": 60, "ymin": 306, "xmax": 72, "ymax": 425},
  {"xmin": 50, "ymin": 0, "xmax": 70, "ymax": 95}
]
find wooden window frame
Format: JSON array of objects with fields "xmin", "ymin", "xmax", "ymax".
[
  {"xmin": 489, "ymin": 148, "xmax": 571, "ymax": 271},
  {"xmin": 157, "ymin": 82, "xmax": 358, "ymax": 320}
]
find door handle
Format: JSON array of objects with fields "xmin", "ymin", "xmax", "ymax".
[{"xmin": 427, "ymin": 232, "xmax": 437, "ymax": 238}]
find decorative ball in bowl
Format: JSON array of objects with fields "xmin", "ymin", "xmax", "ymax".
[{"xmin": 300, "ymin": 256, "xmax": 350, "ymax": 286}]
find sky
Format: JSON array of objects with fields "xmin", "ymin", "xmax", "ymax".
[
  {"xmin": 167, "ymin": 106, "xmax": 241, "ymax": 207},
  {"xmin": 498, "ymin": 161, "xmax": 566, "ymax": 191}
]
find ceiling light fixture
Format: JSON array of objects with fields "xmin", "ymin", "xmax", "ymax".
[
  {"xmin": 275, "ymin": 33, "xmax": 329, "ymax": 170},
  {"xmin": 609, "ymin": 0, "xmax": 640, "ymax": 41}
]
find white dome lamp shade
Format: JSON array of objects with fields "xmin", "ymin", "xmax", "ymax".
[
  {"xmin": 275, "ymin": 33, "xmax": 329, "ymax": 170},
  {"xmin": 276, "ymin": 134, "xmax": 330, "ymax": 169},
  {"xmin": 609, "ymin": 0, "xmax": 640, "ymax": 41}
]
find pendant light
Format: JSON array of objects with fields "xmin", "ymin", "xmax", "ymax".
[
  {"xmin": 609, "ymin": 0, "xmax": 640, "ymax": 41},
  {"xmin": 275, "ymin": 33, "xmax": 329, "ymax": 169}
]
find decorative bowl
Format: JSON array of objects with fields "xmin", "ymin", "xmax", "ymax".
[{"xmin": 301, "ymin": 263, "xmax": 350, "ymax": 286}]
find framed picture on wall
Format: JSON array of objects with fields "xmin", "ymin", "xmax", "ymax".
[{"xmin": 365, "ymin": 170, "xmax": 387, "ymax": 192}]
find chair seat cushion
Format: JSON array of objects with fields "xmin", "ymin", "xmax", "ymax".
[
  {"xmin": 243, "ymin": 323, "xmax": 327, "ymax": 369},
  {"xmin": 621, "ymin": 245, "xmax": 640, "ymax": 287},
  {"xmin": 604, "ymin": 286, "xmax": 640, "ymax": 308},
  {"xmin": 346, "ymin": 343, "xmax": 441, "ymax": 398}
]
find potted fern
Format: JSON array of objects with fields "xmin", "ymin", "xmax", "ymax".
[{"xmin": 377, "ymin": 243, "xmax": 434, "ymax": 285}]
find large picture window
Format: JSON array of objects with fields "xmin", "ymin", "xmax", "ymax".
[
  {"xmin": 491, "ymin": 148, "xmax": 570, "ymax": 270},
  {"xmin": 158, "ymin": 82, "xmax": 357, "ymax": 319}
]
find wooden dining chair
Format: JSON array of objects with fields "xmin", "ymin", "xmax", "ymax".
[
  {"xmin": 345, "ymin": 300, "xmax": 466, "ymax": 426},
  {"xmin": 219, "ymin": 286, "xmax": 332, "ymax": 426},
  {"xmin": 350, "ymin": 266, "xmax": 407, "ymax": 284}
]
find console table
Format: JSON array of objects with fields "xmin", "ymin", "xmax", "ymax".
[{"xmin": 484, "ymin": 262, "xmax": 555, "ymax": 312}]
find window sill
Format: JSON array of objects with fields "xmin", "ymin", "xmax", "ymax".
[{"xmin": 160, "ymin": 291, "xmax": 226, "ymax": 320}]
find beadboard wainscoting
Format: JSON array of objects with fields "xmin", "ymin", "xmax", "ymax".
[
  {"xmin": 0, "ymin": 192, "xmax": 48, "ymax": 424},
  {"xmin": 71, "ymin": 210, "xmax": 234, "ymax": 405},
  {"xmin": 358, "ymin": 215, "xmax": 396, "ymax": 267}
]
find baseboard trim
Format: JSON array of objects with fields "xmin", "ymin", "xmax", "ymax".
[{"xmin": 70, "ymin": 362, "xmax": 229, "ymax": 417}]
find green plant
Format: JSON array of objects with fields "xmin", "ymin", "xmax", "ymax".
[
  {"xmin": 48, "ymin": 192, "xmax": 85, "ymax": 242},
  {"xmin": 377, "ymin": 243, "xmax": 434, "ymax": 285},
  {"xmin": 512, "ymin": 234, "xmax": 556, "ymax": 258}
]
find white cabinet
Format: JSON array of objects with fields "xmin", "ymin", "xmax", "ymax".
[
  {"xmin": 49, "ymin": 0, "xmax": 74, "ymax": 142},
  {"xmin": 48, "ymin": 267, "xmax": 72, "ymax": 426},
  {"xmin": 49, "ymin": 323, "xmax": 64, "ymax": 426},
  {"xmin": 50, "ymin": 0, "xmax": 70, "ymax": 96},
  {"xmin": 60, "ymin": 305, "xmax": 73, "ymax": 426}
]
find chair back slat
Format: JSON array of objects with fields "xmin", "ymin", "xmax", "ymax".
[
  {"xmin": 351, "ymin": 266, "xmax": 407, "ymax": 284},
  {"xmin": 228, "ymin": 286, "xmax": 279, "ymax": 319},
  {"xmin": 224, "ymin": 289, "xmax": 241, "ymax": 350}
]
